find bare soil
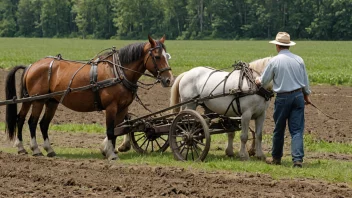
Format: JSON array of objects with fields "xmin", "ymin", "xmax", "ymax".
[{"xmin": 0, "ymin": 69, "xmax": 351, "ymax": 197}]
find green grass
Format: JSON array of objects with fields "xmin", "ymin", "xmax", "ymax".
[
  {"xmin": 49, "ymin": 123, "xmax": 105, "ymax": 134},
  {"xmin": 3, "ymin": 121, "xmax": 351, "ymax": 155},
  {"xmin": 1, "ymin": 38, "xmax": 351, "ymax": 85}
]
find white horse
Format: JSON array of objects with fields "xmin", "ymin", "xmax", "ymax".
[{"xmin": 169, "ymin": 58, "xmax": 272, "ymax": 160}]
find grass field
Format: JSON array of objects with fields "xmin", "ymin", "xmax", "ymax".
[{"xmin": 0, "ymin": 38, "xmax": 351, "ymax": 85}]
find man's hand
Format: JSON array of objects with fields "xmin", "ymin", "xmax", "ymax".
[
  {"xmin": 255, "ymin": 77, "xmax": 261, "ymax": 85},
  {"xmin": 304, "ymin": 94, "xmax": 311, "ymax": 105}
]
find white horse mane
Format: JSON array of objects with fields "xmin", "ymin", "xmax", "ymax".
[{"xmin": 249, "ymin": 57, "xmax": 271, "ymax": 75}]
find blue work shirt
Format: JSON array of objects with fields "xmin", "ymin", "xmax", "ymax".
[{"xmin": 260, "ymin": 49, "xmax": 311, "ymax": 95}]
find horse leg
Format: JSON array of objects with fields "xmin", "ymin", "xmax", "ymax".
[
  {"xmin": 14, "ymin": 102, "xmax": 31, "ymax": 155},
  {"xmin": 239, "ymin": 112, "xmax": 251, "ymax": 161},
  {"xmin": 117, "ymin": 114, "xmax": 132, "ymax": 152},
  {"xmin": 117, "ymin": 134, "xmax": 131, "ymax": 152},
  {"xmin": 225, "ymin": 132, "xmax": 235, "ymax": 157},
  {"xmin": 101, "ymin": 105, "xmax": 127, "ymax": 160},
  {"xmin": 248, "ymin": 126, "xmax": 256, "ymax": 156},
  {"xmin": 28, "ymin": 101, "xmax": 45, "ymax": 156},
  {"xmin": 39, "ymin": 99, "xmax": 59, "ymax": 157},
  {"xmin": 254, "ymin": 114, "xmax": 266, "ymax": 161}
]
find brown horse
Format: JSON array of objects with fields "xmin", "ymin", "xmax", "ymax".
[{"xmin": 5, "ymin": 35, "xmax": 174, "ymax": 160}]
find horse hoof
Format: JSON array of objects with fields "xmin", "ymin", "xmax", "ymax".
[
  {"xmin": 18, "ymin": 149, "xmax": 28, "ymax": 155},
  {"xmin": 256, "ymin": 155, "xmax": 266, "ymax": 161},
  {"xmin": 117, "ymin": 146, "xmax": 130, "ymax": 152},
  {"xmin": 225, "ymin": 149, "xmax": 234, "ymax": 157},
  {"xmin": 226, "ymin": 153, "xmax": 235, "ymax": 158},
  {"xmin": 33, "ymin": 153, "xmax": 44, "ymax": 157},
  {"xmin": 109, "ymin": 156, "xmax": 118, "ymax": 160},
  {"xmin": 107, "ymin": 152, "xmax": 119, "ymax": 161},
  {"xmin": 100, "ymin": 148, "xmax": 106, "ymax": 157},
  {"xmin": 47, "ymin": 152, "xmax": 56, "ymax": 157},
  {"xmin": 248, "ymin": 149, "xmax": 256, "ymax": 157},
  {"xmin": 239, "ymin": 154, "xmax": 250, "ymax": 161}
]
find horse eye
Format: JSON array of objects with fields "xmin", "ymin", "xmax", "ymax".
[
  {"xmin": 155, "ymin": 56, "xmax": 161, "ymax": 59},
  {"xmin": 165, "ymin": 53, "xmax": 171, "ymax": 60}
]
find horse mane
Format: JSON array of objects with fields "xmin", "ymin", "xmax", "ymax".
[
  {"xmin": 249, "ymin": 57, "xmax": 271, "ymax": 74},
  {"xmin": 117, "ymin": 41, "xmax": 166, "ymax": 65}
]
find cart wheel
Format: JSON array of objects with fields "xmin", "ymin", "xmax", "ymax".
[
  {"xmin": 169, "ymin": 109, "xmax": 210, "ymax": 161},
  {"xmin": 128, "ymin": 113, "xmax": 169, "ymax": 154},
  {"xmin": 131, "ymin": 130, "xmax": 169, "ymax": 154}
]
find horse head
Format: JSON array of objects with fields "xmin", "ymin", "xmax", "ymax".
[
  {"xmin": 249, "ymin": 57, "xmax": 273, "ymax": 90},
  {"xmin": 143, "ymin": 35, "xmax": 174, "ymax": 87}
]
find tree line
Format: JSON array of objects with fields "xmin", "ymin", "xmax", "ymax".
[{"xmin": 0, "ymin": 0, "xmax": 351, "ymax": 40}]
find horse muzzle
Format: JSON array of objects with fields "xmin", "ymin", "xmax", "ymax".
[{"xmin": 160, "ymin": 77, "xmax": 174, "ymax": 87}]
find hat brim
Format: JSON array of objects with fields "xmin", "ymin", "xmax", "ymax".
[{"xmin": 269, "ymin": 40, "xmax": 296, "ymax": 46}]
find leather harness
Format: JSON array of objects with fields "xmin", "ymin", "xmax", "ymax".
[
  {"xmin": 200, "ymin": 62, "xmax": 274, "ymax": 116},
  {"xmin": 35, "ymin": 45, "xmax": 169, "ymax": 111}
]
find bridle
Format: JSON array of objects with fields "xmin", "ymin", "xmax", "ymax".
[{"xmin": 144, "ymin": 44, "xmax": 172, "ymax": 80}]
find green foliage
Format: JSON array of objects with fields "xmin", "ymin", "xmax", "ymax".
[{"xmin": 1, "ymin": 0, "xmax": 352, "ymax": 40}]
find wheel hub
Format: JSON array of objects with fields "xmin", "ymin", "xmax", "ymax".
[{"xmin": 182, "ymin": 133, "xmax": 194, "ymax": 146}]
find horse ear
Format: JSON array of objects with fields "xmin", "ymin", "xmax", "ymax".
[
  {"xmin": 148, "ymin": 34, "xmax": 156, "ymax": 47},
  {"xmin": 160, "ymin": 34, "xmax": 166, "ymax": 43}
]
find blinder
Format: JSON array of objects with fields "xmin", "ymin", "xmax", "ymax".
[{"xmin": 145, "ymin": 44, "xmax": 172, "ymax": 80}]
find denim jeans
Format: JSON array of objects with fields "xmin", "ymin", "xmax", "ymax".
[{"xmin": 272, "ymin": 91, "xmax": 305, "ymax": 162}]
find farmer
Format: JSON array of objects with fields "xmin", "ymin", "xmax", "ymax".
[{"xmin": 255, "ymin": 32, "xmax": 312, "ymax": 168}]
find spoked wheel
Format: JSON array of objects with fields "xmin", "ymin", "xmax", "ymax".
[
  {"xmin": 129, "ymin": 113, "xmax": 169, "ymax": 154},
  {"xmin": 169, "ymin": 109, "xmax": 210, "ymax": 161},
  {"xmin": 131, "ymin": 130, "xmax": 169, "ymax": 154}
]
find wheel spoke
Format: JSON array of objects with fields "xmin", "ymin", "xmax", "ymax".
[
  {"xmin": 159, "ymin": 136, "xmax": 168, "ymax": 142},
  {"xmin": 191, "ymin": 122, "xmax": 200, "ymax": 133},
  {"xmin": 193, "ymin": 139, "xmax": 206, "ymax": 147},
  {"xmin": 145, "ymin": 139, "xmax": 151, "ymax": 151},
  {"xmin": 191, "ymin": 127, "xmax": 203, "ymax": 135},
  {"xmin": 135, "ymin": 134, "xmax": 146, "ymax": 143},
  {"xmin": 180, "ymin": 144, "xmax": 186, "ymax": 154},
  {"xmin": 176, "ymin": 124, "xmax": 187, "ymax": 133},
  {"xmin": 155, "ymin": 139, "xmax": 162, "ymax": 150},
  {"xmin": 185, "ymin": 146, "xmax": 190, "ymax": 160},
  {"xmin": 192, "ymin": 142, "xmax": 200, "ymax": 158},
  {"xmin": 190, "ymin": 145, "xmax": 194, "ymax": 161},
  {"xmin": 174, "ymin": 141, "xmax": 186, "ymax": 150},
  {"xmin": 140, "ymin": 138, "xmax": 148, "ymax": 148}
]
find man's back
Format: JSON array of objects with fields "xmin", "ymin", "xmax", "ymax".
[{"xmin": 264, "ymin": 49, "xmax": 310, "ymax": 94}]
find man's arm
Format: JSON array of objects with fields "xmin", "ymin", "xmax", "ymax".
[{"xmin": 255, "ymin": 62, "xmax": 274, "ymax": 86}]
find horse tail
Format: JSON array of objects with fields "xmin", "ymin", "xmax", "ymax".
[
  {"xmin": 170, "ymin": 72, "xmax": 186, "ymax": 113},
  {"xmin": 5, "ymin": 65, "xmax": 27, "ymax": 140}
]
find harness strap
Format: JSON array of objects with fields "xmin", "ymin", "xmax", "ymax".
[
  {"xmin": 200, "ymin": 69, "xmax": 220, "ymax": 95},
  {"xmin": 22, "ymin": 64, "xmax": 32, "ymax": 98},
  {"xmin": 48, "ymin": 60, "xmax": 54, "ymax": 93},
  {"xmin": 89, "ymin": 62, "xmax": 104, "ymax": 111}
]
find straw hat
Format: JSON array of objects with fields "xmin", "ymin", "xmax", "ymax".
[{"xmin": 269, "ymin": 32, "xmax": 296, "ymax": 46}]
